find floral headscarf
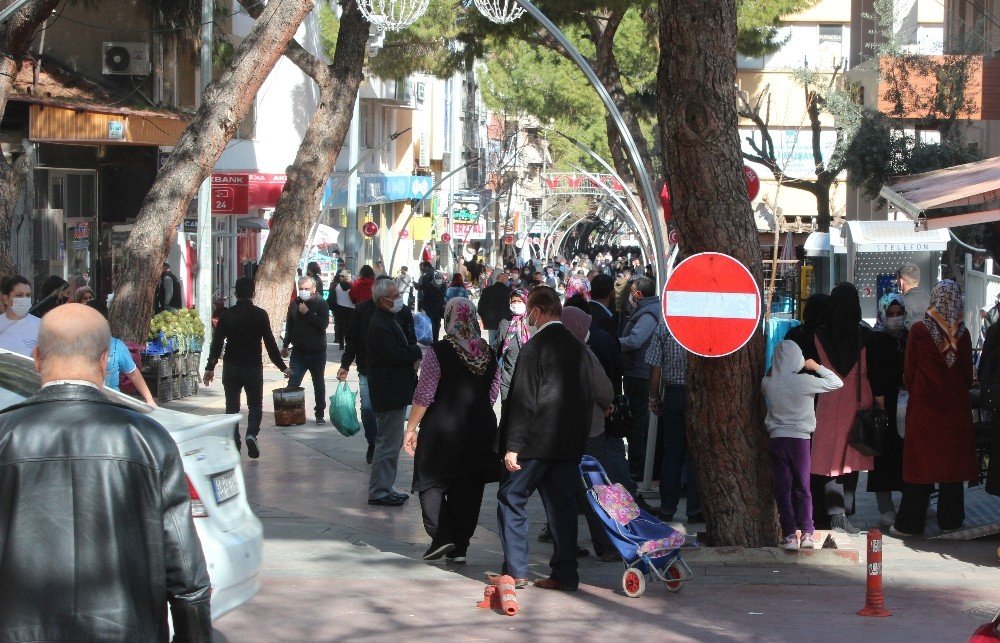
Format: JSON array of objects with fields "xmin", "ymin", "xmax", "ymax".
[
  {"xmin": 503, "ymin": 289, "xmax": 531, "ymax": 354},
  {"xmin": 922, "ymin": 279, "xmax": 966, "ymax": 368},
  {"xmin": 874, "ymin": 292, "xmax": 905, "ymax": 334},
  {"xmin": 443, "ymin": 297, "xmax": 491, "ymax": 375}
]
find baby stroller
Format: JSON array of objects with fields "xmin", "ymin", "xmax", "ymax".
[{"xmin": 580, "ymin": 456, "xmax": 694, "ymax": 597}]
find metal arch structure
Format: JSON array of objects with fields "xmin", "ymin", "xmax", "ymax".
[
  {"xmin": 568, "ymin": 164, "xmax": 653, "ymax": 261},
  {"xmin": 508, "ymin": 0, "xmax": 670, "ymax": 284}
]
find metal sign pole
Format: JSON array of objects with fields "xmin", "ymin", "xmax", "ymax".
[{"xmin": 196, "ymin": 0, "xmax": 213, "ymax": 370}]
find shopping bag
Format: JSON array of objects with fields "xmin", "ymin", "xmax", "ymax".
[
  {"xmin": 329, "ymin": 382, "xmax": 361, "ymax": 437},
  {"xmin": 414, "ymin": 312, "xmax": 433, "ymax": 345}
]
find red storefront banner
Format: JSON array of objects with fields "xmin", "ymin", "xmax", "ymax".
[{"xmin": 211, "ymin": 172, "xmax": 287, "ymax": 215}]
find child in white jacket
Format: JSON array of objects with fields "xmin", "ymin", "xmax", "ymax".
[{"xmin": 762, "ymin": 340, "xmax": 843, "ymax": 550}]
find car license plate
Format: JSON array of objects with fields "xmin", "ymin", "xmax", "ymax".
[{"xmin": 211, "ymin": 469, "xmax": 239, "ymax": 504}]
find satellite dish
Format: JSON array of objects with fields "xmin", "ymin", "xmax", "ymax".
[{"xmin": 104, "ymin": 46, "xmax": 131, "ymax": 73}]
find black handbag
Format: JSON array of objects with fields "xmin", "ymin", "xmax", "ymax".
[
  {"xmin": 849, "ymin": 355, "xmax": 889, "ymax": 457},
  {"xmin": 605, "ymin": 393, "xmax": 631, "ymax": 439}
]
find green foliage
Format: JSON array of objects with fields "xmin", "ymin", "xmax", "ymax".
[{"xmin": 736, "ymin": 0, "xmax": 820, "ymax": 57}]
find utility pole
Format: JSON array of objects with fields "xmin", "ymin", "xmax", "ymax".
[
  {"xmin": 196, "ymin": 0, "xmax": 213, "ymax": 368},
  {"xmin": 346, "ymin": 95, "xmax": 361, "ymax": 272}
]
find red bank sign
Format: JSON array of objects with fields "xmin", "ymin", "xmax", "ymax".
[{"xmin": 211, "ymin": 173, "xmax": 287, "ymax": 215}]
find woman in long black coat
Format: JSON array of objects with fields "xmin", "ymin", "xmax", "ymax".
[{"xmin": 403, "ymin": 297, "xmax": 501, "ymax": 562}]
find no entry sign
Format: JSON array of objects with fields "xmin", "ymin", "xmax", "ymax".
[{"xmin": 662, "ymin": 252, "xmax": 761, "ymax": 357}]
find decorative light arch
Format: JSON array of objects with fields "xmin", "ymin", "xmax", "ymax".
[{"xmin": 358, "ymin": 0, "xmax": 430, "ymax": 31}]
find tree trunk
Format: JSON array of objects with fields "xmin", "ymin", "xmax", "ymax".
[
  {"xmin": 815, "ymin": 175, "xmax": 833, "ymax": 232},
  {"xmin": 109, "ymin": 0, "xmax": 313, "ymax": 342},
  {"xmin": 658, "ymin": 0, "xmax": 779, "ymax": 547},
  {"xmin": 253, "ymin": 0, "xmax": 369, "ymax": 338},
  {"xmin": 0, "ymin": 0, "xmax": 63, "ymax": 280}
]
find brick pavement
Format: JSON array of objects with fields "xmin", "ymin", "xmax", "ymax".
[{"xmin": 167, "ymin": 334, "xmax": 1000, "ymax": 640}]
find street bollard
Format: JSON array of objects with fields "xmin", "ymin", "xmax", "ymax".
[{"xmin": 858, "ymin": 529, "xmax": 892, "ymax": 617}]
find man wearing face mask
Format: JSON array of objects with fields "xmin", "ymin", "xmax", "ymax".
[
  {"xmin": 281, "ymin": 276, "xmax": 331, "ymax": 425},
  {"xmin": 478, "ymin": 272, "xmax": 511, "ymax": 347},
  {"xmin": 366, "ymin": 279, "xmax": 423, "ymax": 506},
  {"xmin": 417, "ymin": 262, "xmax": 447, "ymax": 341},
  {"xmin": 619, "ymin": 276, "xmax": 663, "ymax": 478},
  {"xmin": 0, "ymin": 275, "xmax": 41, "ymax": 357}
]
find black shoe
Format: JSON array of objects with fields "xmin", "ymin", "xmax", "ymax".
[
  {"xmin": 446, "ymin": 549, "xmax": 467, "ymax": 564},
  {"xmin": 598, "ymin": 550, "xmax": 620, "ymax": 563},
  {"xmin": 687, "ymin": 512, "xmax": 705, "ymax": 524},
  {"xmin": 316, "ymin": 415, "xmax": 326, "ymax": 425},
  {"xmin": 390, "ymin": 490, "xmax": 410, "ymax": 501},
  {"xmin": 636, "ymin": 496, "xmax": 655, "ymax": 514},
  {"xmin": 423, "ymin": 542, "xmax": 455, "ymax": 561},
  {"xmin": 366, "ymin": 444, "xmax": 375, "ymax": 465},
  {"xmin": 657, "ymin": 509, "xmax": 675, "ymax": 522},
  {"xmin": 538, "ymin": 524, "xmax": 553, "ymax": 543},
  {"xmin": 245, "ymin": 435, "xmax": 260, "ymax": 459},
  {"xmin": 831, "ymin": 514, "xmax": 860, "ymax": 535},
  {"xmin": 368, "ymin": 495, "xmax": 406, "ymax": 507}
]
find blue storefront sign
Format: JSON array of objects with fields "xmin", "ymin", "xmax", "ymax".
[{"xmin": 322, "ymin": 173, "xmax": 433, "ymax": 209}]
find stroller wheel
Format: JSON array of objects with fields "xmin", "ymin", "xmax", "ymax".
[
  {"xmin": 664, "ymin": 561, "xmax": 684, "ymax": 593},
  {"xmin": 622, "ymin": 567, "xmax": 646, "ymax": 598}
]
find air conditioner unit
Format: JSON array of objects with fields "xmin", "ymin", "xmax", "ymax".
[{"xmin": 102, "ymin": 42, "xmax": 151, "ymax": 76}]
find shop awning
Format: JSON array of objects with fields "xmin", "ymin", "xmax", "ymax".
[{"xmin": 879, "ymin": 156, "xmax": 1000, "ymax": 229}]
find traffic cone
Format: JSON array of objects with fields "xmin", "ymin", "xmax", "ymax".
[{"xmin": 858, "ymin": 529, "xmax": 892, "ymax": 617}]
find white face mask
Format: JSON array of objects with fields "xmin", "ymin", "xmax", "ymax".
[
  {"xmin": 885, "ymin": 317, "xmax": 905, "ymax": 332},
  {"xmin": 433, "ymin": 277, "xmax": 444, "ymax": 286},
  {"xmin": 526, "ymin": 309, "xmax": 539, "ymax": 335},
  {"xmin": 390, "ymin": 297, "xmax": 405, "ymax": 313},
  {"xmin": 510, "ymin": 302, "xmax": 526, "ymax": 316},
  {"xmin": 10, "ymin": 297, "xmax": 30, "ymax": 318},
  {"xmin": 297, "ymin": 289, "xmax": 312, "ymax": 301}
]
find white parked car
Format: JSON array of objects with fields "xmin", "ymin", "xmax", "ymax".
[{"xmin": 0, "ymin": 350, "xmax": 262, "ymax": 620}]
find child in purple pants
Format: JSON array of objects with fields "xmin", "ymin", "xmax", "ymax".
[{"xmin": 762, "ymin": 340, "xmax": 843, "ymax": 550}]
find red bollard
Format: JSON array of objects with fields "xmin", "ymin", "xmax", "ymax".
[{"xmin": 858, "ymin": 529, "xmax": 892, "ymax": 617}]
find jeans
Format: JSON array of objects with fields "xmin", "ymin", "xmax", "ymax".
[
  {"xmin": 659, "ymin": 384, "xmax": 700, "ymax": 518},
  {"xmin": 222, "ymin": 363, "xmax": 264, "ymax": 445},
  {"xmin": 289, "ymin": 351, "xmax": 327, "ymax": 416},
  {"xmin": 497, "ymin": 458, "xmax": 579, "ymax": 585},
  {"xmin": 418, "ymin": 473, "xmax": 486, "ymax": 553},
  {"xmin": 358, "ymin": 374, "xmax": 379, "ymax": 447},
  {"xmin": 770, "ymin": 437, "xmax": 814, "ymax": 537},
  {"xmin": 623, "ymin": 376, "xmax": 651, "ymax": 477},
  {"xmin": 369, "ymin": 408, "xmax": 406, "ymax": 500}
]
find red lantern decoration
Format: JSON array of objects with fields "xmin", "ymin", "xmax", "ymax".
[
  {"xmin": 660, "ymin": 182, "xmax": 672, "ymax": 223},
  {"xmin": 362, "ymin": 221, "xmax": 379, "ymax": 237},
  {"xmin": 441, "ymin": 232, "xmax": 452, "ymax": 243},
  {"xmin": 400, "ymin": 228, "xmax": 409, "ymax": 239},
  {"xmin": 743, "ymin": 165, "xmax": 761, "ymax": 201}
]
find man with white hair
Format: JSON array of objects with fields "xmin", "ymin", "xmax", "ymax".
[
  {"xmin": 898, "ymin": 262, "xmax": 930, "ymax": 330},
  {"xmin": 0, "ymin": 304, "xmax": 212, "ymax": 640},
  {"xmin": 282, "ymin": 275, "xmax": 331, "ymax": 424}
]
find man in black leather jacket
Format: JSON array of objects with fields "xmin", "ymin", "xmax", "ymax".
[{"xmin": 0, "ymin": 304, "xmax": 212, "ymax": 642}]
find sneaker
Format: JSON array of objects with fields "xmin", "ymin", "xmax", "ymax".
[
  {"xmin": 831, "ymin": 514, "xmax": 860, "ymax": 535},
  {"xmin": 390, "ymin": 490, "xmax": 410, "ymax": 501},
  {"xmin": 799, "ymin": 533, "xmax": 815, "ymax": 549},
  {"xmin": 366, "ymin": 444, "xmax": 375, "ymax": 465},
  {"xmin": 781, "ymin": 534, "xmax": 799, "ymax": 550},
  {"xmin": 446, "ymin": 549, "xmax": 467, "ymax": 564},
  {"xmin": 368, "ymin": 495, "xmax": 406, "ymax": 507},
  {"xmin": 538, "ymin": 524, "xmax": 554, "ymax": 543},
  {"xmin": 245, "ymin": 435, "xmax": 260, "ymax": 459},
  {"xmin": 423, "ymin": 542, "xmax": 455, "ymax": 561},
  {"xmin": 315, "ymin": 415, "xmax": 327, "ymax": 425}
]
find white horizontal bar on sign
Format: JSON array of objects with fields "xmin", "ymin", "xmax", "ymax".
[{"xmin": 666, "ymin": 291, "xmax": 758, "ymax": 320}]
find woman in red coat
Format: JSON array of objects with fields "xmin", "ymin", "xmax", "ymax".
[{"xmin": 893, "ymin": 280, "xmax": 978, "ymax": 536}]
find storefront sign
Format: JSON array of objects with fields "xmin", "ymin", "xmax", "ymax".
[
  {"xmin": 452, "ymin": 221, "xmax": 486, "ymax": 241},
  {"xmin": 211, "ymin": 172, "xmax": 287, "ymax": 215},
  {"xmin": 108, "ymin": 121, "xmax": 124, "ymax": 140},
  {"xmin": 183, "ymin": 219, "xmax": 197, "ymax": 233},
  {"xmin": 863, "ymin": 242, "xmax": 933, "ymax": 253}
]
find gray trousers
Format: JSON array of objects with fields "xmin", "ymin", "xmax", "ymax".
[{"xmin": 369, "ymin": 408, "xmax": 407, "ymax": 500}]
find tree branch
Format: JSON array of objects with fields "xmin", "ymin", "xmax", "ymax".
[{"xmin": 238, "ymin": 0, "xmax": 332, "ymax": 85}]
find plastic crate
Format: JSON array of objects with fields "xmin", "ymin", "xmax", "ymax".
[
  {"xmin": 154, "ymin": 378, "xmax": 173, "ymax": 403},
  {"xmin": 170, "ymin": 376, "xmax": 181, "ymax": 399}
]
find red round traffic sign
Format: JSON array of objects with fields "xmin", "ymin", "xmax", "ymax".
[
  {"xmin": 662, "ymin": 252, "xmax": 761, "ymax": 358},
  {"xmin": 441, "ymin": 232, "xmax": 452, "ymax": 243},
  {"xmin": 504, "ymin": 234, "xmax": 514, "ymax": 245},
  {"xmin": 743, "ymin": 165, "xmax": 760, "ymax": 201},
  {"xmin": 362, "ymin": 221, "xmax": 379, "ymax": 237}
]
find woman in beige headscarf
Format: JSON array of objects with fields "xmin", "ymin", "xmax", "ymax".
[{"xmin": 893, "ymin": 280, "xmax": 977, "ymax": 536}]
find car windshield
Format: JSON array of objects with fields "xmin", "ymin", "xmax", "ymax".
[{"xmin": 0, "ymin": 350, "xmax": 152, "ymax": 414}]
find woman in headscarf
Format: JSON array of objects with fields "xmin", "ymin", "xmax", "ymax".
[
  {"xmin": 865, "ymin": 293, "xmax": 908, "ymax": 527},
  {"xmin": 784, "ymin": 293, "xmax": 831, "ymax": 361},
  {"xmin": 810, "ymin": 283, "xmax": 874, "ymax": 534},
  {"xmin": 403, "ymin": 297, "xmax": 501, "ymax": 562},
  {"xmin": 29, "ymin": 275, "xmax": 69, "ymax": 318},
  {"xmin": 893, "ymin": 280, "xmax": 977, "ymax": 536},
  {"xmin": 494, "ymin": 289, "xmax": 530, "ymax": 401}
]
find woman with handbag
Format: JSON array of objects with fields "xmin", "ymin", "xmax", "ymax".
[
  {"xmin": 403, "ymin": 297, "xmax": 501, "ymax": 562},
  {"xmin": 893, "ymin": 280, "xmax": 977, "ymax": 536},
  {"xmin": 810, "ymin": 283, "xmax": 875, "ymax": 534},
  {"xmin": 866, "ymin": 293, "xmax": 909, "ymax": 527}
]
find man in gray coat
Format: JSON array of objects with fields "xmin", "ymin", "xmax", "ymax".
[{"xmin": 619, "ymin": 276, "xmax": 663, "ymax": 478}]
